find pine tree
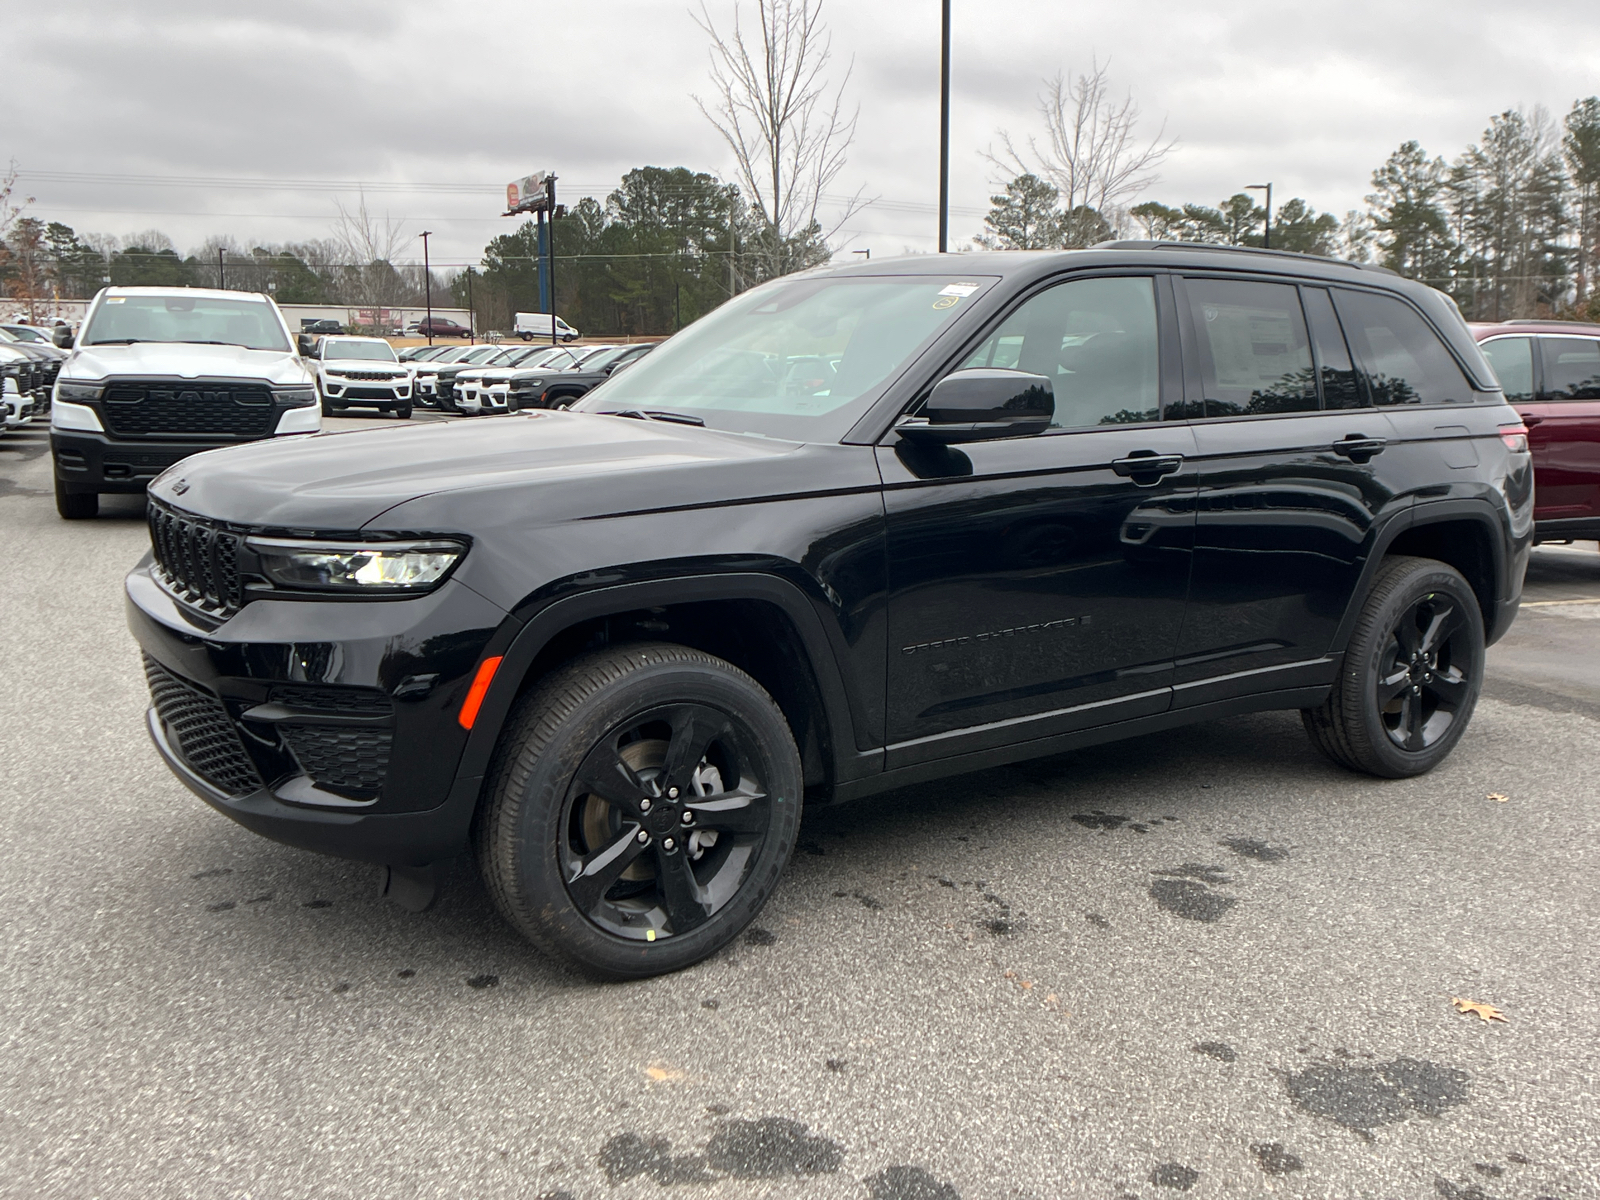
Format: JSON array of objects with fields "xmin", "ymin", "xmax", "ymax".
[
  {"xmin": 976, "ymin": 174, "xmax": 1065, "ymax": 250},
  {"xmin": 1366, "ymin": 141, "xmax": 1454, "ymax": 283},
  {"xmin": 1563, "ymin": 97, "xmax": 1600, "ymax": 315}
]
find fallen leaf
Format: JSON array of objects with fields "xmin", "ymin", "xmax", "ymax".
[
  {"xmin": 1019, "ymin": 979, "xmax": 1034, "ymax": 990},
  {"xmin": 1045, "ymin": 993, "xmax": 1059, "ymax": 1005},
  {"xmin": 645, "ymin": 1062, "xmax": 687, "ymax": 1082},
  {"xmin": 1003, "ymin": 969, "xmax": 1017, "ymax": 979},
  {"xmin": 1487, "ymin": 793, "xmax": 1509, "ymax": 802},
  {"xmin": 1451, "ymin": 997, "xmax": 1508, "ymax": 1023}
]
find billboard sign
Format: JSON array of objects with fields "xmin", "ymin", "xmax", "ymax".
[{"xmin": 506, "ymin": 172, "xmax": 551, "ymax": 214}]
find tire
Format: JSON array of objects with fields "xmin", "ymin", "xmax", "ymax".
[
  {"xmin": 320, "ymin": 401, "xmax": 340, "ymax": 416},
  {"xmin": 55, "ymin": 475, "xmax": 97, "ymax": 519},
  {"xmin": 394, "ymin": 403, "xmax": 412, "ymax": 419},
  {"xmin": 1302, "ymin": 555, "xmax": 1484, "ymax": 778},
  {"xmin": 520, "ymin": 332, "xmax": 532, "ymax": 341},
  {"xmin": 474, "ymin": 642, "xmax": 803, "ymax": 979}
]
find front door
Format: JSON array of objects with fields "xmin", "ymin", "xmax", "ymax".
[{"xmin": 878, "ymin": 273, "xmax": 1197, "ymax": 767}]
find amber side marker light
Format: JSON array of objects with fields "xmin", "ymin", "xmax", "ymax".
[
  {"xmin": 458, "ymin": 656, "xmax": 504, "ymax": 730},
  {"xmin": 1499, "ymin": 423, "xmax": 1529, "ymax": 453}
]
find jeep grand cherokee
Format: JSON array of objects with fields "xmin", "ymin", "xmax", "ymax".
[{"xmin": 126, "ymin": 245, "xmax": 1532, "ymax": 978}]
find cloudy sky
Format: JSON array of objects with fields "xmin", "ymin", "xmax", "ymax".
[{"xmin": 7, "ymin": 0, "xmax": 1599, "ymax": 268}]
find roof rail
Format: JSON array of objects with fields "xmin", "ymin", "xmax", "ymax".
[
  {"xmin": 1092, "ymin": 240, "xmax": 1399, "ymax": 276},
  {"xmin": 1502, "ymin": 317, "xmax": 1600, "ymax": 327}
]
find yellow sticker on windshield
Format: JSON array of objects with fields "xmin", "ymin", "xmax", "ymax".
[{"xmin": 933, "ymin": 296, "xmax": 960, "ymax": 310}]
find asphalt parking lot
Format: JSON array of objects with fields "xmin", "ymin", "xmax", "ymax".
[{"xmin": 2, "ymin": 416, "xmax": 1597, "ymax": 1200}]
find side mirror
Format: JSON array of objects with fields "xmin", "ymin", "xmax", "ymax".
[
  {"xmin": 897, "ymin": 368, "xmax": 1054, "ymax": 444},
  {"xmin": 54, "ymin": 328, "xmax": 74, "ymax": 349},
  {"xmin": 297, "ymin": 334, "xmax": 317, "ymax": 357}
]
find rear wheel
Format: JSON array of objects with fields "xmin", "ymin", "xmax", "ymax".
[
  {"xmin": 1302, "ymin": 556, "xmax": 1484, "ymax": 778},
  {"xmin": 475, "ymin": 643, "xmax": 802, "ymax": 978},
  {"xmin": 55, "ymin": 475, "xmax": 97, "ymax": 519}
]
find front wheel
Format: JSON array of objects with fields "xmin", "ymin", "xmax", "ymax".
[
  {"xmin": 1302, "ymin": 556, "xmax": 1484, "ymax": 778},
  {"xmin": 55, "ymin": 475, "xmax": 97, "ymax": 519},
  {"xmin": 475, "ymin": 643, "xmax": 803, "ymax": 979},
  {"xmin": 393, "ymin": 403, "xmax": 413, "ymax": 419}
]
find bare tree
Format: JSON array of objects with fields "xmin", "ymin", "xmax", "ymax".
[
  {"xmin": 0, "ymin": 160, "xmax": 35, "ymax": 299},
  {"xmin": 987, "ymin": 60, "xmax": 1175, "ymax": 246},
  {"xmin": 692, "ymin": 0, "xmax": 867, "ymax": 279},
  {"xmin": 331, "ymin": 191, "xmax": 412, "ymax": 306}
]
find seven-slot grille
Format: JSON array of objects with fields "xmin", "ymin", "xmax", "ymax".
[
  {"xmin": 148, "ymin": 500, "xmax": 244, "ymax": 615},
  {"xmin": 143, "ymin": 655, "xmax": 262, "ymax": 797},
  {"xmin": 101, "ymin": 380, "xmax": 276, "ymax": 437},
  {"xmin": 333, "ymin": 370, "xmax": 403, "ymax": 382}
]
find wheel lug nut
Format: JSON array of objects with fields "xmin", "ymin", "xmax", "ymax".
[
  {"xmin": 681, "ymin": 810, "xmax": 694, "ymax": 825},
  {"xmin": 639, "ymin": 798, "xmax": 652, "ymax": 812},
  {"xmin": 663, "ymin": 837, "xmax": 676, "ymax": 851},
  {"xmin": 636, "ymin": 830, "xmax": 649, "ymax": 844},
  {"xmin": 668, "ymin": 787, "xmax": 679, "ymax": 799}
]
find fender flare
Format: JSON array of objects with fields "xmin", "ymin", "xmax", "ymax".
[
  {"xmin": 450, "ymin": 571, "xmax": 877, "ymax": 797},
  {"xmin": 1328, "ymin": 497, "xmax": 1510, "ymax": 653}
]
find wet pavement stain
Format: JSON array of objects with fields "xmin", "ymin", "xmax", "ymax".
[
  {"xmin": 1085, "ymin": 912, "xmax": 1111, "ymax": 929},
  {"xmin": 1434, "ymin": 1179, "xmax": 1495, "ymax": 1200},
  {"xmin": 191, "ymin": 868, "xmax": 233, "ymax": 879},
  {"xmin": 466, "ymin": 974, "xmax": 500, "ymax": 989},
  {"xmin": 1149, "ymin": 879, "xmax": 1237, "ymax": 922},
  {"xmin": 1152, "ymin": 863, "xmax": 1232, "ymax": 885},
  {"xmin": 1284, "ymin": 1057, "xmax": 1469, "ymax": 1136},
  {"xmin": 1069, "ymin": 810, "xmax": 1129, "ymax": 831},
  {"xmin": 852, "ymin": 891, "xmax": 883, "ymax": 911},
  {"xmin": 302, "ymin": 899, "xmax": 333, "ymax": 909},
  {"xmin": 598, "ymin": 1133, "xmax": 715, "ymax": 1185},
  {"xmin": 1252, "ymin": 1143, "xmax": 1304, "ymax": 1175},
  {"xmin": 1149, "ymin": 1162, "xmax": 1200, "ymax": 1191},
  {"xmin": 1473, "ymin": 1163, "xmax": 1504, "ymax": 1177},
  {"xmin": 1193, "ymin": 1041, "xmax": 1237, "ymax": 1062},
  {"xmin": 744, "ymin": 927, "xmax": 776, "ymax": 946},
  {"xmin": 206, "ymin": 901, "xmax": 235, "ymax": 913},
  {"xmin": 703, "ymin": 1117, "xmax": 844, "ymax": 1179},
  {"xmin": 825, "ymin": 1058, "xmax": 848, "ymax": 1072},
  {"xmin": 1221, "ymin": 836, "xmax": 1290, "ymax": 862},
  {"xmin": 866, "ymin": 1164, "xmax": 961, "ymax": 1199}
]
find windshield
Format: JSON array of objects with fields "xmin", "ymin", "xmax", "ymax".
[
  {"xmin": 83, "ymin": 293, "xmax": 290, "ymax": 352},
  {"xmin": 322, "ymin": 339, "xmax": 397, "ymax": 362},
  {"xmin": 572, "ymin": 275, "xmax": 993, "ymax": 439},
  {"xmin": 429, "ymin": 347, "xmax": 472, "ymax": 364},
  {"xmin": 4, "ymin": 326, "xmax": 53, "ymax": 344}
]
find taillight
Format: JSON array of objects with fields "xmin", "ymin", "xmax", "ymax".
[{"xmin": 1499, "ymin": 424, "xmax": 1529, "ymax": 453}]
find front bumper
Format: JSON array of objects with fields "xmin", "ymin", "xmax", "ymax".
[
  {"xmin": 126, "ymin": 558, "xmax": 513, "ymax": 865},
  {"xmin": 321, "ymin": 377, "xmax": 411, "ymax": 405},
  {"xmin": 53, "ymin": 429, "xmax": 222, "ymax": 492}
]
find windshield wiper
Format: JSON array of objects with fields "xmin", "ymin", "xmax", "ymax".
[
  {"xmin": 605, "ymin": 409, "xmax": 706, "ymax": 427},
  {"xmin": 85, "ymin": 338, "xmax": 146, "ymax": 345}
]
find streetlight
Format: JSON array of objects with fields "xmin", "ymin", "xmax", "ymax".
[
  {"xmin": 1246, "ymin": 183, "xmax": 1272, "ymax": 250},
  {"xmin": 852, "ymin": 249, "xmax": 871, "ymax": 261},
  {"xmin": 465, "ymin": 266, "xmax": 475, "ymax": 344},
  {"xmin": 419, "ymin": 230, "xmax": 434, "ymax": 344},
  {"xmin": 938, "ymin": 0, "xmax": 951, "ymax": 254}
]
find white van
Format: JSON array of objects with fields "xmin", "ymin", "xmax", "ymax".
[{"xmin": 513, "ymin": 312, "xmax": 579, "ymax": 342}]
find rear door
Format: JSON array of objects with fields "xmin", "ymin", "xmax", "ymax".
[
  {"xmin": 1169, "ymin": 277, "xmax": 1407, "ymax": 707},
  {"xmin": 1529, "ymin": 336, "xmax": 1600, "ymax": 527}
]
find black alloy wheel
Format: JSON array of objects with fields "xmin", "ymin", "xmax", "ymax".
[
  {"xmin": 476, "ymin": 643, "xmax": 802, "ymax": 978},
  {"xmin": 1303, "ymin": 556, "xmax": 1484, "ymax": 778}
]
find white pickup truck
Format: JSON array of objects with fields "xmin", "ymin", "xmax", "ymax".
[{"xmin": 49, "ymin": 287, "xmax": 320, "ymax": 519}]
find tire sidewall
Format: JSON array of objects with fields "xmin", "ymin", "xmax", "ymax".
[
  {"xmin": 493, "ymin": 656, "xmax": 802, "ymax": 978},
  {"xmin": 1350, "ymin": 563, "xmax": 1485, "ymax": 777}
]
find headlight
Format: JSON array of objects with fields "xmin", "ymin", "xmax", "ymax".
[
  {"xmin": 55, "ymin": 381, "xmax": 103, "ymax": 402},
  {"xmin": 246, "ymin": 538, "xmax": 466, "ymax": 593},
  {"xmin": 510, "ymin": 377, "xmax": 545, "ymax": 389},
  {"xmin": 274, "ymin": 387, "xmax": 317, "ymax": 406}
]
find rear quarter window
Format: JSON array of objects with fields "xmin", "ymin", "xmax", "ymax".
[{"xmin": 1332, "ymin": 289, "xmax": 1473, "ymax": 406}]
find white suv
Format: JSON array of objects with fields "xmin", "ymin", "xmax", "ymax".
[{"xmin": 312, "ymin": 336, "xmax": 413, "ymax": 418}]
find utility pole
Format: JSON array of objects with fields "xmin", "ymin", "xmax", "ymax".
[
  {"xmin": 419, "ymin": 230, "xmax": 434, "ymax": 344},
  {"xmin": 1246, "ymin": 183, "xmax": 1273, "ymax": 249},
  {"xmin": 938, "ymin": 0, "xmax": 951, "ymax": 254},
  {"xmin": 465, "ymin": 267, "xmax": 475, "ymax": 344},
  {"xmin": 545, "ymin": 175, "xmax": 558, "ymax": 346},
  {"xmin": 217, "ymin": 247, "xmax": 225, "ymax": 290}
]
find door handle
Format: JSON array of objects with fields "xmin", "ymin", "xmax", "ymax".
[
  {"xmin": 1331, "ymin": 434, "xmax": 1386, "ymax": 461},
  {"xmin": 1520, "ymin": 415, "xmax": 1543, "ymax": 427},
  {"xmin": 1112, "ymin": 453, "xmax": 1184, "ymax": 484}
]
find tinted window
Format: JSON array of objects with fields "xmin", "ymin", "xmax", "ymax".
[
  {"xmin": 960, "ymin": 275, "xmax": 1160, "ymax": 427},
  {"xmin": 1302, "ymin": 287, "xmax": 1364, "ymax": 409},
  {"xmin": 1479, "ymin": 337, "xmax": 1534, "ymax": 401},
  {"xmin": 1332, "ymin": 290, "xmax": 1472, "ymax": 406},
  {"xmin": 1540, "ymin": 337, "xmax": 1600, "ymax": 400},
  {"xmin": 1183, "ymin": 278, "xmax": 1316, "ymax": 416}
]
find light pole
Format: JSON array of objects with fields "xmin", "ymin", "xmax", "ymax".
[
  {"xmin": 419, "ymin": 230, "xmax": 434, "ymax": 344},
  {"xmin": 465, "ymin": 267, "xmax": 475, "ymax": 344},
  {"xmin": 1246, "ymin": 183, "xmax": 1272, "ymax": 249},
  {"xmin": 938, "ymin": 0, "xmax": 951, "ymax": 254}
]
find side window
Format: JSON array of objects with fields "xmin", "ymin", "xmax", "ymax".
[
  {"xmin": 1302, "ymin": 287, "xmax": 1365, "ymax": 409},
  {"xmin": 959, "ymin": 275, "xmax": 1160, "ymax": 427},
  {"xmin": 1332, "ymin": 289, "xmax": 1473, "ymax": 406},
  {"xmin": 1182, "ymin": 278, "xmax": 1317, "ymax": 416},
  {"xmin": 1479, "ymin": 337, "xmax": 1536, "ymax": 401},
  {"xmin": 1540, "ymin": 337, "xmax": 1600, "ymax": 400}
]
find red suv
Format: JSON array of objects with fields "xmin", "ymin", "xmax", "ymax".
[
  {"xmin": 415, "ymin": 316, "xmax": 473, "ymax": 339},
  {"xmin": 1474, "ymin": 320, "xmax": 1600, "ymax": 544}
]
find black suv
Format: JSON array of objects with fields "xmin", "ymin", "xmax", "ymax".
[{"xmin": 126, "ymin": 245, "xmax": 1532, "ymax": 978}]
